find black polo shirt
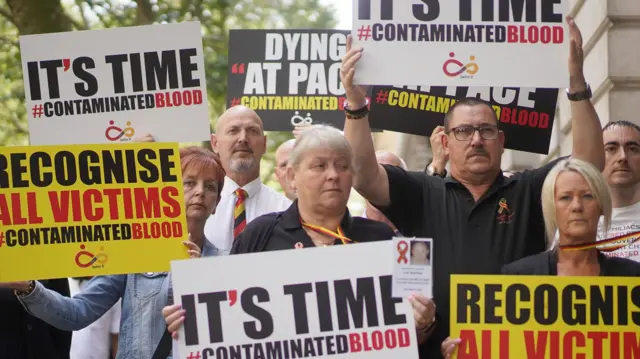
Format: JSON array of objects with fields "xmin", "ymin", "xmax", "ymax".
[
  {"xmin": 231, "ymin": 200, "xmax": 397, "ymax": 254},
  {"xmin": 379, "ymin": 157, "xmax": 565, "ymax": 358}
]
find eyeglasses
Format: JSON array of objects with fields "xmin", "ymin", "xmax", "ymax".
[{"xmin": 447, "ymin": 125, "xmax": 499, "ymax": 141}]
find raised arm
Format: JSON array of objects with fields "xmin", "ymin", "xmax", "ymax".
[
  {"xmin": 566, "ymin": 16, "xmax": 605, "ymax": 171},
  {"xmin": 17, "ymin": 275, "xmax": 126, "ymax": 331},
  {"xmin": 341, "ymin": 35, "xmax": 390, "ymax": 207}
]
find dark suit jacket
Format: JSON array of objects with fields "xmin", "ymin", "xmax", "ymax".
[
  {"xmin": 502, "ymin": 250, "xmax": 640, "ymax": 276},
  {"xmin": 0, "ymin": 279, "xmax": 71, "ymax": 359}
]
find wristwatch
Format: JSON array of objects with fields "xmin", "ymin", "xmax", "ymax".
[
  {"xmin": 566, "ymin": 83, "xmax": 592, "ymax": 101},
  {"xmin": 427, "ymin": 164, "xmax": 447, "ymax": 178}
]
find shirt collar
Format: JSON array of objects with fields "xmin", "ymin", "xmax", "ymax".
[
  {"xmin": 221, "ymin": 176, "xmax": 262, "ymax": 198},
  {"xmin": 444, "ymin": 170, "xmax": 514, "ymax": 188},
  {"xmin": 201, "ymin": 238, "xmax": 218, "ymax": 256},
  {"xmin": 281, "ymin": 199, "xmax": 354, "ymax": 231}
]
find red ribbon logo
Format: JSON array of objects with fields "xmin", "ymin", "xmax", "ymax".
[{"xmin": 397, "ymin": 240, "xmax": 409, "ymax": 264}]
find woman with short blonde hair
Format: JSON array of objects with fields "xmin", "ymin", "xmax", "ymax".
[{"xmin": 502, "ymin": 158, "xmax": 640, "ymax": 276}]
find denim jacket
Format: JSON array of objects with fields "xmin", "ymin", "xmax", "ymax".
[{"xmin": 18, "ymin": 240, "xmax": 219, "ymax": 359}]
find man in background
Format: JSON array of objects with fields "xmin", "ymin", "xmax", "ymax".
[
  {"xmin": 599, "ymin": 121, "xmax": 640, "ymax": 261},
  {"xmin": 361, "ymin": 151, "xmax": 407, "ymax": 235},
  {"xmin": 205, "ymin": 105, "xmax": 292, "ymax": 251},
  {"xmin": 274, "ymin": 139, "xmax": 297, "ymax": 200}
]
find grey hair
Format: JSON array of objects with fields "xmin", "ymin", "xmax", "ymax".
[
  {"xmin": 541, "ymin": 158, "xmax": 612, "ymax": 249},
  {"xmin": 288, "ymin": 124, "xmax": 353, "ymax": 169}
]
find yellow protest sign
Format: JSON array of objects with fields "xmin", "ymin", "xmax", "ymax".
[
  {"xmin": 450, "ymin": 275, "xmax": 640, "ymax": 359},
  {"xmin": 0, "ymin": 142, "xmax": 189, "ymax": 282}
]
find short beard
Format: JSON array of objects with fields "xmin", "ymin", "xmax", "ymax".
[{"xmin": 230, "ymin": 157, "xmax": 256, "ymax": 173}]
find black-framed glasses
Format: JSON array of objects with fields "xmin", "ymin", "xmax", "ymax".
[{"xmin": 447, "ymin": 125, "xmax": 499, "ymax": 141}]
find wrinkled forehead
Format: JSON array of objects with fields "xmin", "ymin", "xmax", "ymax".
[
  {"xmin": 603, "ymin": 125, "xmax": 640, "ymax": 145},
  {"xmin": 218, "ymin": 111, "xmax": 263, "ymax": 132},
  {"xmin": 449, "ymin": 104, "xmax": 498, "ymax": 128}
]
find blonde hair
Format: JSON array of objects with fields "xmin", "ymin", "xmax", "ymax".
[
  {"xmin": 288, "ymin": 124, "xmax": 353, "ymax": 169},
  {"xmin": 541, "ymin": 158, "xmax": 612, "ymax": 248}
]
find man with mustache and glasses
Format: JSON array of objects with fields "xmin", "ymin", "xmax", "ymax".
[
  {"xmin": 204, "ymin": 105, "xmax": 292, "ymax": 252},
  {"xmin": 597, "ymin": 121, "xmax": 640, "ymax": 262},
  {"xmin": 340, "ymin": 18, "xmax": 606, "ymax": 359}
]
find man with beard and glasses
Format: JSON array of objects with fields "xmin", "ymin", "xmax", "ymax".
[
  {"xmin": 204, "ymin": 105, "xmax": 292, "ymax": 252},
  {"xmin": 597, "ymin": 121, "xmax": 640, "ymax": 261},
  {"xmin": 340, "ymin": 17, "xmax": 606, "ymax": 359}
]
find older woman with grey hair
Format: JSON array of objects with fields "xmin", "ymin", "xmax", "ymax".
[
  {"xmin": 163, "ymin": 124, "xmax": 439, "ymax": 348},
  {"xmin": 442, "ymin": 158, "xmax": 640, "ymax": 358},
  {"xmin": 500, "ymin": 158, "xmax": 640, "ymax": 276}
]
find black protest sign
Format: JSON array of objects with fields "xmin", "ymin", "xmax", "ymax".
[
  {"xmin": 227, "ymin": 29, "xmax": 375, "ymax": 130},
  {"xmin": 368, "ymin": 86, "xmax": 559, "ymax": 154}
]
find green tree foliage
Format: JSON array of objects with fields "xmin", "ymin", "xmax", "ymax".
[{"xmin": 0, "ymin": 0, "xmax": 337, "ymax": 187}]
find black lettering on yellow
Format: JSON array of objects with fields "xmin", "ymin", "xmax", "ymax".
[
  {"xmin": 30, "ymin": 151, "xmax": 53, "ymax": 187},
  {"xmin": 631, "ymin": 285, "xmax": 640, "ymax": 326},
  {"xmin": 484, "ymin": 284, "xmax": 502, "ymax": 324},
  {"xmin": 137, "ymin": 149, "xmax": 158, "ymax": 182},
  {"xmin": 159, "ymin": 149, "xmax": 178, "ymax": 182},
  {"xmin": 456, "ymin": 284, "xmax": 480, "ymax": 324},
  {"xmin": 11, "ymin": 153, "xmax": 29, "ymax": 188},
  {"xmin": 534, "ymin": 284, "xmax": 558, "ymax": 325},
  {"xmin": 505, "ymin": 284, "xmax": 530, "ymax": 325},
  {"xmin": 78, "ymin": 150, "xmax": 102, "ymax": 185},
  {"xmin": 590, "ymin": 285, "xmax": 614, "ymax": 325},
  {"xmin": 54, "ymin": 151, "xmax": 77, "ymax": 186},
  {"xmin": 562, "ymin": 284, "xmax": 586, "ymax": 325}
]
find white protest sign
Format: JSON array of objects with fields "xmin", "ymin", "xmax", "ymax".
[
  {"xmin": 20, "ymin": 22, "xmax": 211, "ymax": 145},
  {"xmin": 351, "ymin": 0, "xmax": 570, "ymax": 88},
  {"xmin": 171, "ymin": 241, "xmax": 419, "ymax": 359}
]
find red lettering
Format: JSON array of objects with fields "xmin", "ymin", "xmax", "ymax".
[
  {"xmin": 371, "ymin": 331, "xmax": 383, "ymax": 350},
  {"xmin": 349, "ymin": 333, "xmax": 362, "ymax": 352},
  {"xmin": 524, "ymin": 330, "xmax": 548, "ymax": 359},
  {"xmin": 183, "ymin": 90, "xmax": 193, "ymax": 105},
  {"xmin": 499, "ymin": 331, "xmax": 509, "ymax": 359},
  {"xmin": 131, "ymin": 223, "xmax": 142, "ymax": 239},
  {"xmin": 624, "ymin": 332, "xmax": 640, "ymax": 359},
  {"xmin": 0, "ymin": 195, "xmax": 10, "ymax": 225},
  {"xmin": 610, "ymin": 332, "xmax": 620, "ymax": 359},
  {"xmin": 507, "ymin": 26, "xmax": 518, "ymax": 43},
  {"xmin": 172, "ymin": 221, "xmax": 183, "ymax": 238},
  {"xmin": 26, "ymin": 192, "xmax": 43, "ymax": 224},
  {"xmin": 550, "ymin": 331, "xmax": 560, "ymax": 359},
  {"xmin": 563, "ymin": 331, "xmax": 585, "ymax": 359},
  {"xmin": 155, "ymin": 93, "xmax": 165, "ymax": 108},
  {"xmin": 82, "ymin": 189, "xmax": 103, "ymax": 221},
  {"xmin": 588, "ymin": 332, "xmax": 607, "ymax": 359},
  {"xmin": 397, "ymin": 328, "xmax": 410, "ymax": 347},
  {"xmin": 172, "ymin": 91, "xmax": 183, "ymax": 106},
  {"xmin": 539, "ymin": 113, "xmax": 549, "ymax": 129},
  {"xmin": 134, "ymin": 188, "xmax": 160, "ymax": 219},
  {"xmin": 458, "ymin": 330, "xmax": 479, "ymax": 359},
  {"xmin": 71, "ymin": 190, "xmax": 82, "ymax": 221},
  {"xmin": 11, "ymin": 193, "xmax": 27, "ymax": 225},
  {"xmin": 553, "ymin": 26, "xmax": 563, "ymax": 44},
  {"xmin": 384, "ymin": 329, "xmax": 397, "ymax": 349},
  {"xmin": 500, "ymin": 107, "xmax": 511, "ymax": 123},
  {"xmin": 518, "ymin": 109, "xmax": 529, "ymax": 126},
  {"xmin": 122, "ymin": 188, "xmax": 134, "ymax": 219},
  {"xmin": 481, "ymin": 330, "xmax": 491, "ymax": 359},
  {"xmin": 193, "ymin": 89, "xmax": 203, "ymax": 104},
  {"xmin": 161, "ymin": 186, "xmax": 181, "ymax": 218},
  {"xmin": 528, "ymin": 26, "xmax": 538, "ymax": 43},
  {"xmin": 528, "ymin": 111, "xmax": 539, "ymax": 127},
  {"xmin": 48, "ymin": 191, "xmax": 70, "ymax": 222},
  {"xmin": 150, "ymin": 222, "xmax": 161, "ymax": 238},
  {"xmin": 540, "ymin": 26, "xmax": 551, "ymax": 44},
  {"xmin": 103, "ymin": 189, "xmax": 121, "ymax": 220}
]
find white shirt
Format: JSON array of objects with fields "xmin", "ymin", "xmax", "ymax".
[
  {"xmin": 204, "ymin": 176, "xmax": 292, "ymax": 251},
  {"xmin": 69, "ymin": 279, "xmax": 121, "ymax": 359},
  {"xmin": 597, "ymin": 200, "xmax": 640, "ymax": 262}
]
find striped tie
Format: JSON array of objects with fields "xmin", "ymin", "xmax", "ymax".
[{"xmin": 233, "ymin": 189, "xmax": 248, "ymax": 239}]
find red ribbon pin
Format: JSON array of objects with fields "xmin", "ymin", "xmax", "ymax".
[{"xmin": 397, "ymin": 240, "xmax": 409, "ymax": 264}]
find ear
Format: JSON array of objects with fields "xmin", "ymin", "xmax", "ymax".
[
  {"xmin": 286, "ymin": 166, "xmax": 296, "ymax": 191},
  {"xmin": 499, "ymin": 130, "xmax": 505, "ymax": 154},
  {"xmin": 261, "ymin": 135, "xmax": 267, "ymax": 155},
  {"xmin": 211, "ymin": 134, "xmax": 219, "ymax": 153},
  {"xmin": 441, "ymin": 132, "xmax": 451, "ymax": 156}
]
